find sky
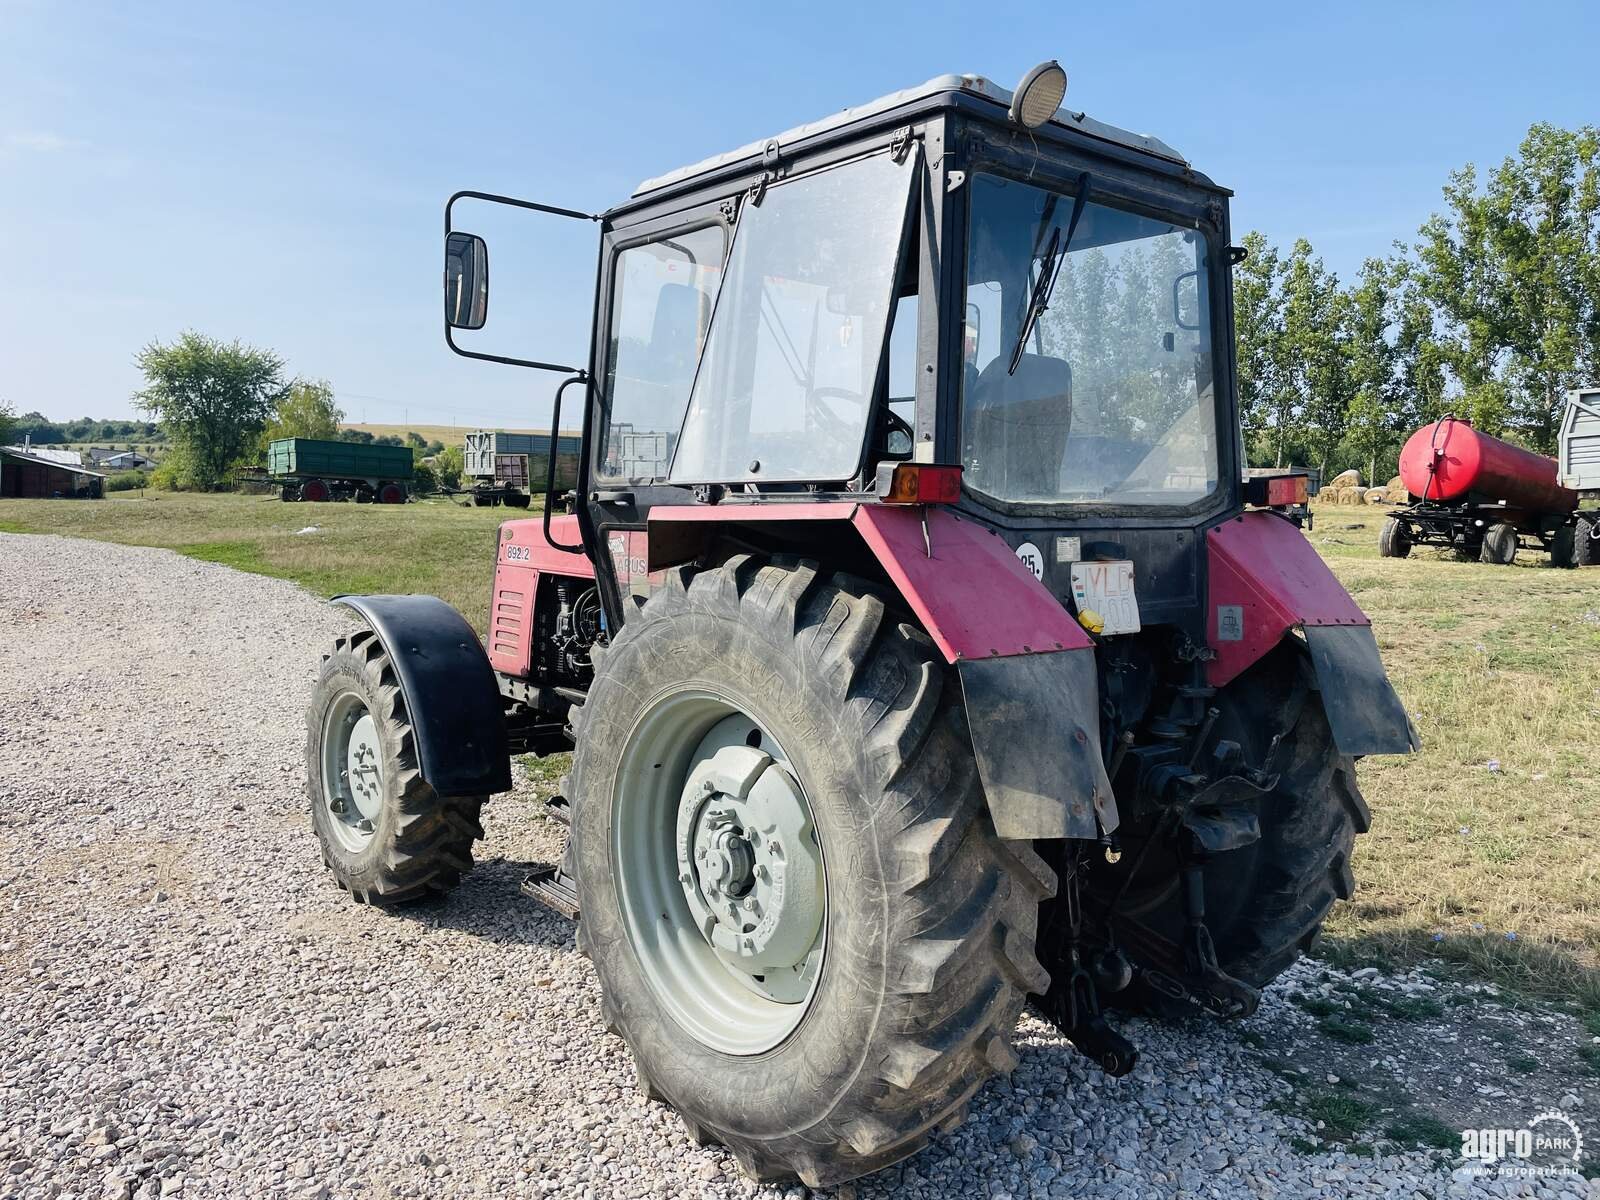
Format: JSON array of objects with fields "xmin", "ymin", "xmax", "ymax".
[{"xmin": 3, "ymin": 0, "xmax": 1597, "ymax": 427}]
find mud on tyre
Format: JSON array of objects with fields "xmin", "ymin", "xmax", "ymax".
[
  {"xmin": 566, "ymin": 556, "xmax": 1056, "ymax": 1188},
  {"xmin": 306, "ymin": 628, "xmax": 486, "ymax": 904}
]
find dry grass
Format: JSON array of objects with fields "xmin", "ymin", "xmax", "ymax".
[
  {"xmin": 1312, "ymin": 502, "xmax": 1600, "ymax": 1006},
  {"xmin": 4, "ymin": 491, "xmax": 1596, "ymax": 1004}
]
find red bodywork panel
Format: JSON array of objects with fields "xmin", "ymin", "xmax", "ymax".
[
  {"xmin": 647, "ymin": 504, "xmax": 1092, "ymax": 663},
  {"xmin": 489, "ymin": 514, "xmax": 594, "ymax": 676},
  {"xmin": 1206, "ymin": 512, "xmax": 1369, "ymax": 687}
]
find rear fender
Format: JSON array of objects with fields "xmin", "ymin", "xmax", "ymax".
[
  {"xmin": 1207, "ymin": 512, "xmax": 1417, "ymax": 755},
  {"xmin": 331, "ymin": 594, "xmax": 512, "ymax": 796},
  {"xmin": 647, "ymin": 504, "xmax": 1116, "ymax": 839}
]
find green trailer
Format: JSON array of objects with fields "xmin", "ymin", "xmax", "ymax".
[{"xmin": 267, "ymin": 438, "xmax": 413, "ymax": 503}]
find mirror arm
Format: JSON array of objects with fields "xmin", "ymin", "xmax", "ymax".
[
  {"xmin": 444, "ymin": 190, "xmax": 601, "ymax": 374},
  {"xmin": 542, "ymin": 373, "xmax": 589, "ymax": 554}
]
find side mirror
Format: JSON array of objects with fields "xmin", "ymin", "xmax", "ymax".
[{"xmin": 445, "ymin": 232, "xmax": 489, "ymax": 330}]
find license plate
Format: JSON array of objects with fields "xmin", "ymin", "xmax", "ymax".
[{"xmin": 1069, "ymin": 560, "xmax": 1141, "ymax": 635}]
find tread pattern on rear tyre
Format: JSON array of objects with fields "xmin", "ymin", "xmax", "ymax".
[
  {"xmin": 307, "ymin": 628, "xmax": 486, "ymax": 906},
  {"xmin": 1090, "ymin": 644, "xmax": 1373, "ymax": 1013},
  {"xmin": 568, "ymin": 556, "xmax": 1055, "ymax": 1188}
]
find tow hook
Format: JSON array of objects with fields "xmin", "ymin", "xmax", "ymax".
[{"xmin": 1037, "ymin": 849, "xmax": 1139, "ymax": 1077}]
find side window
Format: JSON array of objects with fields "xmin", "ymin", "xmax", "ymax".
[{"xmin": 599, "ymin": 225, "xmax": 725, "ymax": 480}]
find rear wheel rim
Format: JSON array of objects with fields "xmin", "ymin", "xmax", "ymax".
[
  {"xmin": 611, "ymin": 690, "xmax": 827, "ymax": 1055},
  {"xmin": 321, "ymin": 692, "xmax": 384, "ymax": 852}
]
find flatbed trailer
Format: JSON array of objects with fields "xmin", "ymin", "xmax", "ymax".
[
  {"xmin": 1558, "ymin": 386, "xmax": 1600, "ymax": 566},
  {"xmin": 462, "ymin": 430, "xmax": 579, "ymax": 506},
  {"xmin": 267, "ymin": 438, "xmax": 412, "ymax": 503}
]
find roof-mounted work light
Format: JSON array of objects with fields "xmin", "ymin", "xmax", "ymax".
[{"xmin": 1009, "ymin": 60, "xmax": 1068, "ymax": 130}]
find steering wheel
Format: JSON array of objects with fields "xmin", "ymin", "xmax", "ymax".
[{"xmin": 807, "ymin": 386, "xmax": 868, "ymax": 442}]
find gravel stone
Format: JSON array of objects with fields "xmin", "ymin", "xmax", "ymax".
[{"xmin": 0, "ymin": 533, "xmax": 1593, "ymax": 1199}]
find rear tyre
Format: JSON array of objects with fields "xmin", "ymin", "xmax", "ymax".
[
  {"xmin": 1378, "ymin": 517, "xmax": 1411, "ymax": 558},
  {"xmin": 568, "ymin": 557, "xmax": 1053, "ymax": 1187},
  {"xmin": 504, "ymin": 491, "xmax": 531, "ymax": 509},
  {"xmin": 1083, "ymin": 642, "xmax": 1370, "ymax": 1014},
  {"xmin": 378, "ymin": 482, "xmax": 406, "ymax": 504},
  {"xmin": 306, "ymin": 628, "xmax": 486, "ymax": 904},
  {"xmin": 1481, "ymin": 522, "xmax": 1519, "ymax": 565},
  {"xmin": 302, "ymin": 479, "xmax": 331, "ymax": 503}
]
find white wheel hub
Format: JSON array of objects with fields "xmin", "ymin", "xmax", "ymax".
[{"xmin": 675, "ymin": 745, "xmax": 823, "ymax": 979}]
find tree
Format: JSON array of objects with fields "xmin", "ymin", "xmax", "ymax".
[
  {"xmin": 0, "ymin": 398, "xmax": 14, "ymax": 446},
  {"xmin": 433, "ymin": 445, "xmax": 464, "ymax": 490},
  {"xmin": 263, "ymin": 379, "xmax": 343, "ymax": 447},
  {"xmin": 405, "ymin": 431, "xmax": 427, "ymax": 449},
  {"xmin": 1343, "ymin": 258, "xmax": 1401, "ymax": 481},
  {"xmin": 1231, "ymin": 231, "xmax": 1286, "ymax": 456},
  {"xmin": 1276, "ymin": 240, "xmax": 1345, "ymax": 470},
  {"xmin": 134, "ymin": 332, "xmax": 285, "ymax": 489},
  {"xmin": 1414, "ymin": 123, "xmax": 1600, "ymax": 450}
]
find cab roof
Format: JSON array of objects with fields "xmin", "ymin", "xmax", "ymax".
[{"xmin": 631, "ymin": 72, "xmax": 1189, "ymax": 199}]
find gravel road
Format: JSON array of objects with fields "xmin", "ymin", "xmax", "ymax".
[{"xmin": 0, "ymin": 532, "xmax": 1592, "ymax": 1200}]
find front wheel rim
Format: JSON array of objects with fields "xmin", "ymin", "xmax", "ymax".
[
  {"xmin": 611, "ymin": 691, "xmax": 827, "ymax": 1056},
  {"xmin": 321, "ymin": 692, "xmax": 384, "ymax": 852}
]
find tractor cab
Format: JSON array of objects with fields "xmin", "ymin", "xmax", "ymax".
[
  {"xmin": 304, "ymin": 65, "xmax": 1414, "ymax": 1191},
  {"xmin": 444, "ymin": 71, "xmax": 1245, "ymax": 643}
]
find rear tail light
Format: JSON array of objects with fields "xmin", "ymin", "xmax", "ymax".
[
  {"xmin": 876, "ymin": 462, "xmax": 962, "ymax": 504},
  {"xmin": 1245, "ymin": 472, "xmax": 1309, "ymax": 508}
]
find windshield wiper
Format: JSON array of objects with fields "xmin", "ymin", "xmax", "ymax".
[{"xmin": 1007, "ymin": 171, "xmax": 1091, "ymax": 375}]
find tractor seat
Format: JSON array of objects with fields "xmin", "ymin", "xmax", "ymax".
[{"xmin": 968, "ymin": 353, "xmax": 1073, "ymax": 497}]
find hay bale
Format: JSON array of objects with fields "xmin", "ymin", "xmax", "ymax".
[
  {"xmin": 1329, "ymin": 468, "xmax": 1362, "ymax": 489},
  {"xmin": 1386, "ymin": 474, "xmax": 1405, "ymax": 495},
  {"xmin": 1365, "ymin": 487, "xmax": 1389, "ymax": 504}
]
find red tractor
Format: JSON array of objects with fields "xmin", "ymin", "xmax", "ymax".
[{"xmin": 306, "ymin": 65, "xmax": 1416, "ymax": 1187}]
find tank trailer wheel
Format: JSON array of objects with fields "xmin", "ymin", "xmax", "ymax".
[
  {"xmin": 305, "ymin": 628, "xmax": 486, "ymax": 904},
  {"xmin": 1550, "ymin": 525, "xmax": 1576, "ymax": 569},
  {"xmin": 1577, "ymin": 514, "xmax": 1600, "ymax": 568},
  {"xmin": 1081, "ymin": 642, "xmax": 1370, "ymax": 1016},
  {"xmin": 1481, "ymin": 522, "xmax": 1519, "ymax": 565},
  {"xmin": 566, "ymin": 556, "xmax": 1053, "ymax": 1188},
  {"xmin": 1378, "ymin": 517, "xmax": 1412, "ymax": 559}
]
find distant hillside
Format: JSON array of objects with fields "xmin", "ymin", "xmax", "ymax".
[{"xmin": 340, "ymin": 423, "xmax": 583, "ymax": 447}]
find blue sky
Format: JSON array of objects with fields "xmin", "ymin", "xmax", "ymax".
[{"xmin": 3, "ymin": 1, "xmax": 1596, "ymax": 426}]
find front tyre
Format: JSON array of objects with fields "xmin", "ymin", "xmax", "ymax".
[
  {"xmin": 306, "ymin": 629, "xmax": 486, "ymax": 904},
  {"xmin": 568, "ymin": 557, "xmax": 1054, "ymax": 1187}
]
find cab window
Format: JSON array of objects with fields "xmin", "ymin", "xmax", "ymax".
[{"xmin": 598, "ymin": 225, "xmax": 726, "ymax": 481}]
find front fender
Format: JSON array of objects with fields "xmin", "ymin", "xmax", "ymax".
[
  {"xmin": 1207, "ymin": 513, "xmax": 1417, "ymax": 755},
  {"xmin": 331, "ymin": 594, "xmax": 512, "ymax": 796}
]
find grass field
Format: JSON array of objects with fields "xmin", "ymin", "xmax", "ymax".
[{"xmin": 2, "ymin": 492, "xmax": 1596, "ymax": 1009}]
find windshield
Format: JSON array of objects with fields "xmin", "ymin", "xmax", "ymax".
[
  {"xmin": 962, "ymin": 172, "xmax": 1219, "ymax": 506},
  {"xmin": 669, "ymin": 150, "xmax": 915, "ymax": 484}
]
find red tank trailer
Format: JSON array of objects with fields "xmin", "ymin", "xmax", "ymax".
[{"xmin": 1382, "ymin": 417, "xmax": 1582, "ymax": 566}]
